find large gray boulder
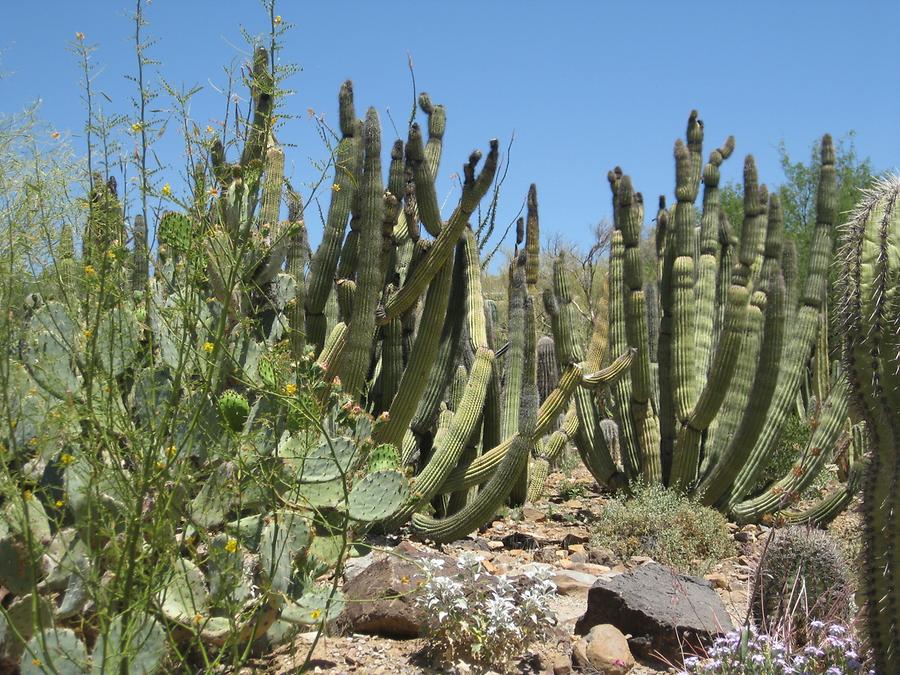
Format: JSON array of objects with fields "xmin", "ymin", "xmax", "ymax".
[{"xmin": 575, "ymin": 562, "xmax": 733, "ymax": 661}]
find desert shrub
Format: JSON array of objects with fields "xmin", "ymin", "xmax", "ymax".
[
  {"xmin": 416, "ymin": 554, "xmax": 556, "ymax": 672},
  {"xmin": 682, "ymin": 622, "xmax": 869, "ymax": 674},
  {"xmin": 590, "ymin": 483, "xmax": 734, "ymax": 575},
  {"xmin": 752, "ymin": 526, "xmax": 853, "ymax": 638}
]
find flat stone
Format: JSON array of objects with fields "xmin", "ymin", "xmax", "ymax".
[
  {"xmin": 552, "ymin": 570, "xmax": 598, "ymax": 596},
  {"xmin": 575, "ymin": 562, "xmax": 733, "ymax": 661}
]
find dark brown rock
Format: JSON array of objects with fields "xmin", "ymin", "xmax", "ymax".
[{"xmin": 574, "ymin": 562, "xmax": 733, "ymax": 661}]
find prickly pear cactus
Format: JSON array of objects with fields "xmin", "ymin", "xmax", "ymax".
[{"xmin": 218, "ymin": 390, "xmax": 250, "ymax": 433}]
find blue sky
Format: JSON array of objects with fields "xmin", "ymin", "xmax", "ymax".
[{"xmin": 1, "ymin": 1, "xmax": 898, "ymax": 254}]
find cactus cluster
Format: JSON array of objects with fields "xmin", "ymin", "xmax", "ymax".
[
  {"xmin": 838, "ymin": 174, "xmax": 900, "ymax": 673},
  {"xmin": 1, "ymin": 45, "xmax": 646, "ymax": 669},
  {"xmin": 542, "ymin": 112, "xmax": 860, "ymax": 525}
]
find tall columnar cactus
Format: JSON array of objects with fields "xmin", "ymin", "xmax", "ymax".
[
  {"xmin": 554, "ymin": 113, "xmax": 854, "ymax": 524},
  {"xmin": 838, "ymin": 174, "xmax": 900, "ymax": 673}
]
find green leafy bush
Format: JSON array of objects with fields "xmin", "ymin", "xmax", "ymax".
[{"xmin": 590, "ymin": 483, "xmax": 734, "ymax": 575}]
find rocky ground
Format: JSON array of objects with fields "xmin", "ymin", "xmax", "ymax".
[{"xmin": 246, "ymin": 466, "xmax": 862, "ymax": 675}]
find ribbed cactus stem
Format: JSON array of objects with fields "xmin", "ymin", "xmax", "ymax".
[
  {"xmin": 335, "ymin": 108, "xmax": 384, "ymax": 398},
  {"xmin": 510, "ymin": 293, "xmax": 537, "ymax": 506},
  {"xmin": 525, "ymin": 184, "xmax": 540, "ymax": 294},
  {"xmin": 379, "ymin": 140, "xmax": 499, "ymax": 324},
  {"xmin": 371, "ymin": 249, "xmax": 454, "ymax": 450},
  {"xmin": 388, "ymin": 347, "xmax": 494, "ymax": 529},
  {"xmin": 305, "ymin": 81, "xmax": 360, "ymax": 354},
  {"xmin": 537, "ymin": 336, "xmax": 559, "ymax": 405},
  {"xmin": 413, "ymin": 311, "xmax": 536, "ymax": 542},
  {"xmin": 838, "ymin": 173, "xmax": 900, "ymax": 672},
  {"xmin": 285, "ymin": 191, "xmax": 309, "ymax": 360}
]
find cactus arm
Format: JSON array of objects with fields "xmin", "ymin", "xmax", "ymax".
[
  {"xmin": 510, "ymin": 293, "xmax": 537, "ymax": 505},
  {"xmin": 304, "ymin": 82, "xmax": 360, "ymax": 353},
  {"xmin": 420, "ymin": 93, "xmax": 446, "ymax": 181},
  {"xmin": 285, "ymin": 191, "xmax": 310, "ymax": 360},
  {"xmin": 379, "ymin": 140, "xmax": 499, "ymax": 324},
  {"xmin": 694, "ymin": 137, "xmax": 735, "ymax": 377},
  {"xmin": 670, "ymin": 137, "xmax": 701, "ymax": 430},
  {"xmin": 608, "ymin": 226, "xmax": 644, "ymax": 479},
  {"xmin": 525, "ymin": 184, "xmax": 540, "ymax": 295},
  {"xmin": 387, "ymin": 347, "xmax": 494, "ymax": 528},
  {"xmin": 781, "ymin": 422, "xmax": 867, "ymax": 527},
  {"xmin": 406, "ymin": 124, "xmax": 444, "ymax": 237},
  {"xmin": 414, "ymin": 308, "xmax": 537, "ymax": 542},
  {"xmin": 612, "ymin": 174, "xmax": 660, "ymax": 481},
  {"xmin": 412, "ymin": 434, "xmax": 531, "ymax": 543},
  {"xmin": 731, "ymin": 371, "xmax": 849, "ymax": 523},
  {"xmin": 371, "ymin": 251, "xmax": 453, "ymax": 449},
  {"xmin": 410, "ymin": 242, "xmax": 466, "ymax": 437},
  {"xmin": 500, "ymin": 256, "xmax": 526, "ymax": 442},
  {"xmin": 335, "ymin": 109, "xmax": 384, "ymax": 398},
  {"xmin": 546, "ymin": 254, "xmax": 619, "ymax": 486},
  {"xmin": 697, "ymin": 281, "xmax": 782, "ymax": 504}
]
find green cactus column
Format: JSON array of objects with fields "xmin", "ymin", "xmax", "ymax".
[
  {"xmin": 721, "ymin": 136, "xmax": 838, "ymax": 512},
  {"xmin": 838, "ymin": 174, "xmax": 900, "ymax": 672},
  {"xmin": 305, "ymin": 82, "xmax": 360, "ymax": 354},
  {"xmin": 335, "ymin": 109, "xmax": 384, "ymax": 398}
]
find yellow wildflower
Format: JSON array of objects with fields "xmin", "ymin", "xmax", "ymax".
[
  {"xmin": 106, "ymin": 249, "xmax": 116, "ymax": 261},
  {"xmin": 284, "ymin": 383, "xmax": 298, "ymax": 396},
  {"xmin": 310, "ymin": 609, "xmax": 321, "ymax": 621},
  {"xmin": 193, "ymin": 613, "xmax": 204, "ymax": 625},
  {"xmin": 51, "ymin": 131, "xmax": 60, "ymax": 140},
  {"xmin": 206, "ymin": 125, "xmax": 214, "ymax": 134},
  {"xmin": 167, "ymin": 445, "xmax": 177, "ymax": 457},
  {"xmin": 274, "ymin": 15, "xmax": 282, "ymax": 24},
  {"xmin": 224, "ymin": 538, "xmax": 238, "ymax": 554},
  {"xmin": 131, "ymin": 122, "xmax": 143, "ymax": 133},
  {"xmin": 161, "ymin": 183, "xmax": 172, "ymax": 196},
  {"xmin": 84, "ymin": 264, "xmax": 96, "ymax": 276},
  {"xmin": 60, "ymin": 453, "xmax": 75, "ymax": 466},
  {"xmin": 203, "ymin": 341, "xmax": 215, "ymax": 353},
  {"xmin": 332, "ymin": 183, "xmax": 341, "ymax": 192},
  {"xmin": 83, "ymin": 329, "xmax": 93, "ymax": 339},
  {"xmin": 23, "ymin": 490, "xmax": 33, "ymax": 501},
  {"xmin": 209, "ymin": 187, "xmax": 219, "ymax": 197},
  {"xmin": 55, "ymin": 500, "xmax": 65, "ymax": 509}
]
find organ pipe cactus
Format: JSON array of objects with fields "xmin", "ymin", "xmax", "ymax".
[
  {"xmin": 838, "ymin": 174, "xmax": 900, "ymax": 673},
  {"xmin": 552, "ymin": 113, "xmax": 854, "ymax": 524}
]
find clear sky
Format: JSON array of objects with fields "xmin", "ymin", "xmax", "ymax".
[{"xmin": 1, "ymin": 1, "xmax": 898, "ymax": 254}]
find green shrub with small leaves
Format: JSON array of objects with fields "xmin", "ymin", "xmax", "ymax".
[{"xmin": 590, "ymin": 483, "xmax": 734, "ymax": 575}]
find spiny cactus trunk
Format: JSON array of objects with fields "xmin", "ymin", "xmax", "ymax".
[{"xmin": 838, "ymin": 174, "xmax": 900, "ymax": 672}]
